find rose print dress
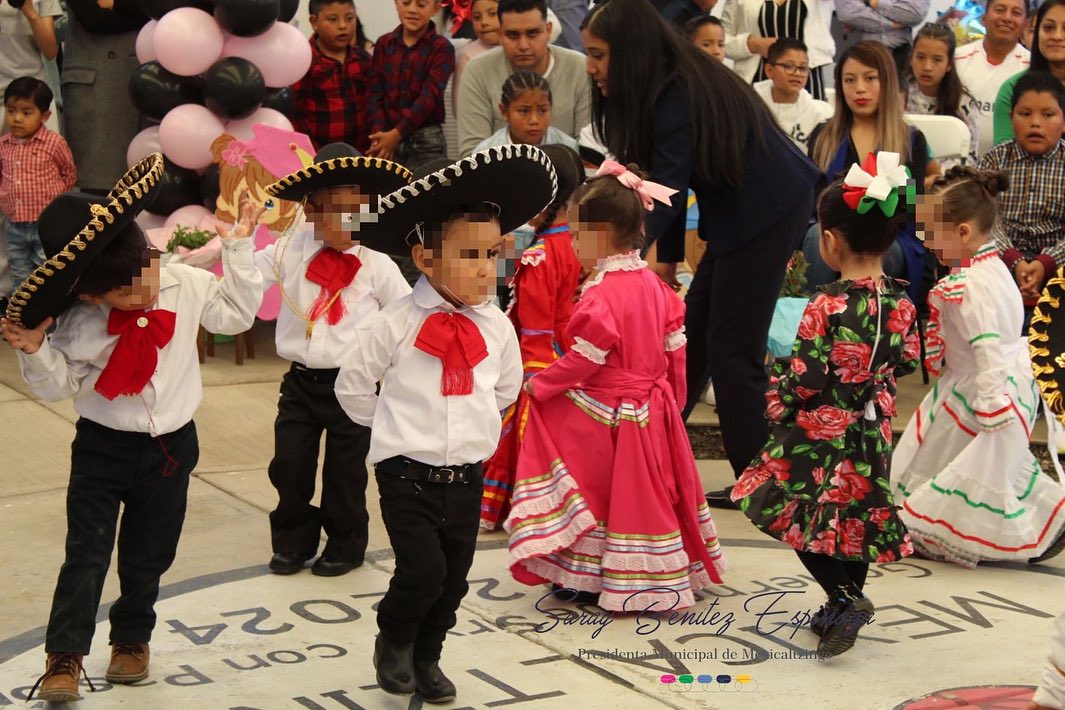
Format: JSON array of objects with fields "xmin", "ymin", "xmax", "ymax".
[{"xmin": 732, "ymin": 277, "xmax": 920, "ymax": 562}]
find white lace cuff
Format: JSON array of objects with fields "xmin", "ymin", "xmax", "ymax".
[
  {"xmin": 572, "ymin": 337, "xmax": 609, "ymax": 364},
  {"xmin": 664, "ymin": 328, "xmax": 686, "ymax": 352}
]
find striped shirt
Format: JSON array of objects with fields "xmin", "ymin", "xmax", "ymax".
[
  {"xmin": 981, "ymin": 139, "xmax": 1065, "ymax": 267},
  {"xmin": 0, "ymin": 126, "xmax": 77, "ymax": 223}
]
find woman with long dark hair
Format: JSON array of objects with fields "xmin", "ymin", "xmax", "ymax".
[
  {"xmin": 581, "ymin": 0, "xmax": 820, "ymax": 505},
  {"xmin": 992, "ymin": 0, "xmax": 1065, "ymax": 143}
]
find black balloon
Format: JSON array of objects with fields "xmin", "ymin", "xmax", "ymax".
[
  {"xmin": 148, "ymin": 161, "xmax": 202, "ymax": 216},
  {"xmin": 261, "ymin": 87, "xmax": 293, "ymax": 117},
  {"xmin": 139, "ymin": 0, "xmax": 212, "ymax": 20},
  {"xmin": 214, "ymin": 0, "xmax": 279, "ymax": 37},
  {"xmin": 278, "ymin": 0, "xmax": 298, "ymax": 23},
  {"xmin": 200, "ymin": 163, "xmax": 221, "ymax": 212},
  {"xmin": 129, "ymin": 61, "xmax": 203, "ymax": 121},
  {"xmin": 204, "ymin": 58, "xmax": 266, "ymax": 120}
]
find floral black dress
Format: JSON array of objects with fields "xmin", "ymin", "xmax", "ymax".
[{"xmin": 732, "ymin": 277, "xmax": 921, "ymax": 563}]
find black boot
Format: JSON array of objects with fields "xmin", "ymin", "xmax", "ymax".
[
  {"xmin": 551, "ymin": 584, "xmax": 600, "ymax": 605},
  {"xmin": 414, "ymin": 660, "xmax": 457, "ymax": 704},
  {"xmin": 706, "ymin": 485, "xmax": 739, "ymax": 510},
  {"xmin": 1030, "ymin": 528, "xmax": 1065, "ymax": 564},
  {"xmin": 373, "ymin": 634, "xmax": 415, "ymax": 695},
  {"xmin": 816, "ymin": 590, "xmax": 875, "ymax": 658}
]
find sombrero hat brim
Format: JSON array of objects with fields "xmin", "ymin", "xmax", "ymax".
[
  {"xmin": 4, "ymin": 153, "xmax": 165, "ymax": 329},
  {"xmin": 1030, "ymin": 268, "xmax": 1065, "ymax": 423},
  {"xmin": 265, "ymin": 156, "xmax": 412, "ymax": 202},
  {"xmin": 360, "ymin": 144, "xmax": 558, "ymax": 257}
]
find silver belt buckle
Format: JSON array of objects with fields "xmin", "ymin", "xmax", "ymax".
[{"xmin": 438, "ymin": 467, "xmax": 456, "ymax": 483}]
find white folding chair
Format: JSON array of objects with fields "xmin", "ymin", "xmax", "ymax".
[{"xmin": 904, "ymin": 114, "xmax": 971, "ymax": 164}]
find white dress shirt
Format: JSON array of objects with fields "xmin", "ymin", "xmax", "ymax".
[
  {"xmin": 335, "ymin": 276, "xmax": 522, "ymax": 466},
  {"xmin": 255, "ymin": 228, "xmax": 412, "ymax": 369},
  {"xmin": 16, "ymin": 238, "xmax": 263, "ymax": 435}
]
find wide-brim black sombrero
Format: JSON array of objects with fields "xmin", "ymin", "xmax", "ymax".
[
  {"xmin": 1031, "ymin": 268, "xmax": 1065, "ymax": 423},
  {"xmin": 265, "ymin": 143, "xmax": 412, "ymax": 202},
  {"xmin": 359, "ymin": 144, "xmax": 558, "ymax": 257},
  {"xmin": 4, "ymin": 153, "xmax": 165, "ymax": 329}
]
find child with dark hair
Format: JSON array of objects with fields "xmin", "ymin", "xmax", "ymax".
[
  {"xmin": 481, "ymin": 143, "xmax": 585, "ymax": 529},
  {"xmin": 903, "ymin": 23, "xmax": 981, "ymax": 166},
  {"xmin": 754, "ymin": 38, "xmax": 833, "ymax": 150},
  {"xmin": 0, "ymin": 155, "xmax": 264, "ymax": 702},
  {"xmin": 892, "ymin": 166, "xmax": 1065, "ymax": 567},
  {"xmin": 366, "ymin": 0, "xmax": 455, "ymax": 169},
  {"xmin": 474, "ymin": 70, "xmax": 580, "ymax": 151},
  {"xmin": 506, "ymin": 160, "xmax": 727, "ymax": 612},
  {"xmin": 291, "ymin": 0, "xmax": 374, "ymax": 153},
  {"xmin": 335, "ymin": 144, "xmax": 554, "ymax": 703},
  {"xmin": 732, "ymin": 151, "xmax": 921, "ymax": 658},
  {"xmin": 686, "ymin": 15, "xmax": 726, "ymax": 62},
  {"xmin": 453, "ymin": 0, "xmax": 502, "ymax": 114},
  {"xmin": 0, "ymin": 76, "xmax": 76, "ymax": 296},
  {"xmin": 980, "ymin": 71, "xmax": 1065, "ymax": 308}
]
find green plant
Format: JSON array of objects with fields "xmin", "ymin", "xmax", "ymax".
[
  {"xmin": 779, "ymin": 251, "xmax": 809, "ymax": 298},
  {"xmin": 166, "ymin": 225, "xmax": 217, "ymax": 252}
]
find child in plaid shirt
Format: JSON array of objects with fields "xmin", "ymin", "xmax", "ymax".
[
  {"xmin": 979, "ymin": 71, "xmax": 1065, "ymax": 315},
  {"xmin": 290, "ymin": 0, "xmax": 373, "ymax": 153},
  {"xmin": 366, "ymin": 0, "xmax": 455, "ymax": 170},
  {"xmin": 0, "ymin": 77, "xmax": 76, "ymax": 296}
]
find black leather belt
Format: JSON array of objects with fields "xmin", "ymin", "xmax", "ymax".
[
  {"xmin": 376, "ymin": 456, "xmax": 482, "ymax": 484},
  {"xmin": 291, "ymin": 363, "xmax": 340, "ymax": 384}
]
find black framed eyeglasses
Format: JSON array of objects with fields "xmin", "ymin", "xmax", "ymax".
[{"xmin": 768, "ymin": 62, "xmax": 812, "ymax": 76}]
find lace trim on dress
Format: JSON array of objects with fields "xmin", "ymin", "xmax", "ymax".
[
  {"xmin": 572, "ymin": 337, "xmax": 609, "ymax": 364},
  {"xmin": 581, "ymin": 250, "xmax": 647, "ymax": 293},
  {"xmin": 664, "ymin": 327, "xmax": 686, "ymax": 352}
]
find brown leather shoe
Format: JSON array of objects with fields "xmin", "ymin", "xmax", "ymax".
[
  {"xmin": 106, "ymin": 642, "xmax": 150, "ymax": 683},
  {"xmin": 28, "ymin": 652, "xmax": 91, "ymax": 702}
]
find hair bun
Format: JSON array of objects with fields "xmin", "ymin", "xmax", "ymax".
[
  {"xmin": 624, "ymin": 162, "xmax": 649, "ymax": 180},
  {"xmin": 978, "ymin": 170, "xmax": 1009, "ymax": 197}
]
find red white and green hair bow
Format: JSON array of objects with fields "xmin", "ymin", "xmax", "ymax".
[{"xmin": 842, "ymin": 151, "xmax": 916, "ymax": 218}]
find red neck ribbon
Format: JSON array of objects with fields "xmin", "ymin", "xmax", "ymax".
[
  {"xmin": 305, "ymin": 248, "xmax": 361, "ymax": 326},
  {"xmin": 95, "ymin": 307, "xmax": 177, "ymax": 401},
  {"xmin": 414, "ymin": 312, "xmax": 488, "ymax": 396}
]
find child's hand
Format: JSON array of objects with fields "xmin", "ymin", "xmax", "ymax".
[
  {"xmin": 216, "ymin": 191, "xmax": 266, "ymax": 240},
  {"xmin": 523, "ymin": 379, "xmax": 535, "ymax": 397},
  {"xmin": 1, "ymin": 317, "xmax": 52, "ymax": 354},
  {"xmin": 650, "ymin": 261, "xmax": 682, "ymax": 291},
  {"xmin": 367, "ymin": 129, "xmax": 402, "ymax": 161}
]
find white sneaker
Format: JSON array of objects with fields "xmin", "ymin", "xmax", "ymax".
[{"xmin": 702, "ymin": 382, "xmax": 716, "ymax": 406}]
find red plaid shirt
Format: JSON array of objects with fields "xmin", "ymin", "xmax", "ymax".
[
  {"xmin": 291, "ymin": 36, "xmax": 374, "ymax": 154},
  {"xmin": 0, "ymin": 126, "xmax": 77, "ymax": 223},
  {"xmin": 367, "ymin": 22, "xmax": 455, "ymax": 138}
]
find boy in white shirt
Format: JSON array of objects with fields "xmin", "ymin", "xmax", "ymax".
[
  {"xmin": 0, "ymin": 154, "xmax": 264, "ymax": 702},
  {"xmin": 753, "ymin": 39, "xmax": 834, "ymax": 151},
  {"xmin": 259, "ymin": 143, "xmax": 412, "ymax": 578},
  {"xmin": 335, "ymin": 144, "xmax": 556, "ymax": 704}
]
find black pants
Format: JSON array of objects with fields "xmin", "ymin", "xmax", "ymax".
[
  {"xmin": 267, "ymin": 365, "xmax": 371, "ymax": 562},
  {"xmin": 374, "ymin": 461, "xmax": 482, "ymax": 662},
  {"xmin": 46, "ymin": 418, "xmax": 197, "ymax": 654},
  {"xmin": 682, "ymin": 200, "xmax": 813, "ymax": 477},
  {"xmin": 796, "ymin": 550, "xmax": 869, "ymax": 598}
]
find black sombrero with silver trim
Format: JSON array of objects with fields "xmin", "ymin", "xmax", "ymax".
[
  {"xmin": 265, "ymin": 143, "xmax": 412, "ymax": 202},
  {"xmin": 358, "ymin": 144, "xmax": 558, "ymax": 257},
  {"xmin": 1031, "ymin": 268, "xmax": 1065, "ymax": 423},
  {"xmin": 4, "ymin": 153, "xmax": 165, "ymax": 329}
]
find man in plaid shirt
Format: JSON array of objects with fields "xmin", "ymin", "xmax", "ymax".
[
  {"xmin": 1, "ymin": 77, "xmax": 76, "ymax": 297},
  {"xmin": 366, "ymin": 0, "xmax": 455, "ymax": 170},
  {"xmin": 290, "ymin": 0, "xmax": 373, "ymax": 153}
]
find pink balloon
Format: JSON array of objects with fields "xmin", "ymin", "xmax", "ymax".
[
  {"xmin": 135, "ymin": 20, "xmax": 158, "ymax": 64},
  {"xmin": 164, "ymin": 204, "xmax": 213, "ymax": 230},
  {"xmin": 154, "ymin": 8, "xmax": 224, "ymax": 76},
  {"xmin": 126, "ymin": 126, "xmax": 162, "ymax": 168},
  {"xmin": 222, "ymin": 22, "xmax": 312, "ymax": 88},
  {"xmin": 159, "ymin": 104, "xmax": 226, "ymax": 170},
  {"xmin": 224, "ymin": 109, "xmax": 294, "ymax": 141}
]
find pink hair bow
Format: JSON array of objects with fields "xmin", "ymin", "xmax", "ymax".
[{"xmin": 596, "ymin": 160, "xmax": 678, "ymax": 211}]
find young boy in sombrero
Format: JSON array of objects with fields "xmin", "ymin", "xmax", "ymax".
[
  {"xmin": 335, "ymin": 144, "xmax": 556, "ymax": 703},
  {"xmin": 257, "ymin": 143, "xmax": 412, "ymax": 577},
  {"xmin": 0, "ymin": 153, "xmax": 265, "ymax": 702}
]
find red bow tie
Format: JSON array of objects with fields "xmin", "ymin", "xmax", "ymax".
[
  {"xmin": 95, "ymin": 307, "xmax": 177, "ymax": 401},
  {"xmin": 414, "ymin": 312, "xmax": 488, "ymax": 396},
  {"xmin": 305, "ymin": 248, "xmax": 361, "ymax": 329}
]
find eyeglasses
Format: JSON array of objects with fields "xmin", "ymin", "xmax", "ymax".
[{"xmin": 768, "ymin": 62, "xmax": 811, "ymax": 76}]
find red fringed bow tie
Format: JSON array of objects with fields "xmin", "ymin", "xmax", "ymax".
[
  {"xmin": 305, "ymin": 248, "xmax": 361, "ymax": 331},
  {"xmin": 95, "ymin": 307, "xmax": 177, "ymax": 401},
  {"xmin": 414, "ymin": 312, "xmax": 488, "ymax": 396}
]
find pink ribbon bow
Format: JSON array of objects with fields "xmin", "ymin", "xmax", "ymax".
[{"xmin": 595, "ymin": 160, "xmax": 678, "ymax": 211}]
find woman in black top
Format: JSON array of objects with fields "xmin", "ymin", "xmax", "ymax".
[{"xmin": 581, "ymin": 0, "xmax": 820, "ymax": 503}]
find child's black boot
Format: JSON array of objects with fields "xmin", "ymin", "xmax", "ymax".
[
  {"xmin": 816, "ymin": 588, "xmax": 874, "ymax": 657},
  {"xmin": 374, "ymin": 634, "xmax": 415, "ymax": 695},
  {"xmin": 414, "ymin": 659, "xmax": 457, "ymax": 704}
]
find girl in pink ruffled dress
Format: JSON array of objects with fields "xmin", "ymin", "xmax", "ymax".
[{"xmin": 505, "ymin": 162, "xmax": 727, "ymax": 612}]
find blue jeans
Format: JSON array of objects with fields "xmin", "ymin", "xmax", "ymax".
[{"xmin": 4, "ymin": 218, "xmax": 46, "ymax": 293}]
